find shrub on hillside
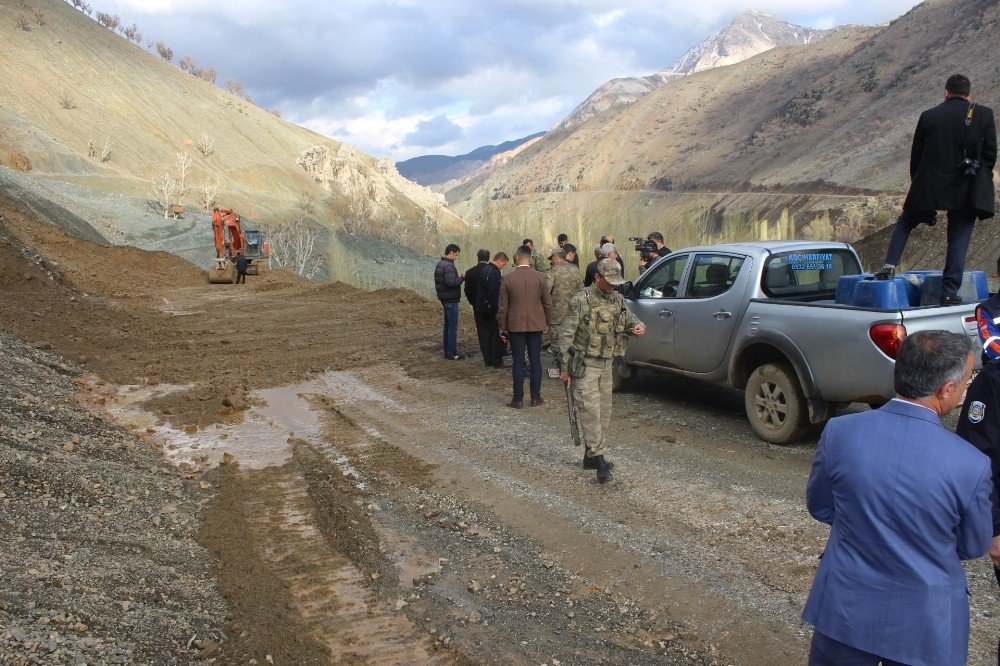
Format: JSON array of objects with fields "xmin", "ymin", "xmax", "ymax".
[
  {"xmin": 95, "ymin": 12, "xmax": 120, "ymax": 31},
  {"xmin": 179, "ymin": 55, "xmax": 196, "ymax": 73},
  {"xmin": 194, "ymin": 66, "xmax": 217, "ymax": 83},
  {"xmin": 16, "ymin": 14, "xmax": 32, "ymax": 30},
  {"xmin": 33, "ymin": 9, "xmax": 46, "ymax": 25},
  {"xmin": 267, "ymin": 109, "xmax": 282, "ymax": 119},
  {"xmin": 9, "ymin": 151, "xmax": 32, "ymax": 172},
  {"xmin": 196, "ymin": 133, "xmax": 215, "ymax": 157},
  {"xmin": 224, "ymin": 78, "xmax": 244, "ymax": 96},
  {"xmin": 155, "ymin": 41, "xmax": 173, "ymax": 62},
  {"xmin": 60, "ymin": 90, "xmax": 77, "ymax": 110},
  {"xmin": 123, "ymin": 23, "xmax": 142, "ymax": 45}
]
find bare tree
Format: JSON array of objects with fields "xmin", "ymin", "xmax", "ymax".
[
  {"xmin": 16, "ymin": 14, "xmax": 31, "ymax": 30},
  {"xmin": 87, "ymin": 140, "xmax": 95, "ymax": 158},
  {"xmin": 267, "ymin": 218, "xmax": 323, "ymax": 279},
  {"xmin": 194, "ymin": 65, "xmax": 217, "ymax": 83},
  {"xmin": 295, "ymin": 191, "xmax": 316, "ymax": 216},
  {"xmin": 145, "ymin": 39, "xmax": 153, "ymax": 50},
  {"xmin": 123, "ymin": 23, "xmax": 142, "ymax": 45},
  {"xmin": 59, "ymin": 90, "xmax": 77, "ymax": 110},
  {"xmin": 179, "ymin": 55, "xmax": 196, "ymax": 73},
  {"xmin": 95, "ymin": 12, "xmax": 120, "ymax": 30},
  {"xmin": 245, "ymin": 94, "xmax": 255, "ymax": 106},
  {"xmin": 266, "ymin": 108, "xmax": 283, "ymax": 118},
  {"xmin": 79, "ymin": 2, "xmax": 92, "ymax": 15},
  {"xmin": 33, "ymin": 9, "xmax": 45, "ymax": 25},
  {"xmin": 148, "ymin": 171, "xmax": 176, "ymax": 218},
  {"xmin": 196, "ymin": 132, "xmax": 215, "ymax": 157},
  {"xmin": 155, "ymin": 41, "xmax": 173, "ymax": 62},
  {"xmin": 224, "ymin": 78, "xmax": 244, "ymax": 96},
  {"xmin": 174, "ymin": 151, "xmax": 192, "ymax": 203},
  {"xmin": 100, "ymin": 138, "xmax": 111, "ymax": 163},
  {"xmin": 197, "ymin": 177, "xmax": 220, "ymax": 211}
]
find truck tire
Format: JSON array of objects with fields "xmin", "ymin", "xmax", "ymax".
[
  {"xmin": 611, "ymin": 357, "xmax": 634, "ymax": 392},
  {"xmin": 744, "ymin": 363, "xmax": 808, "ymax": 444}
]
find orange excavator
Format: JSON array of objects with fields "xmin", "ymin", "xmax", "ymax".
[{"xmin": 208, "ymin": 207, "xmax": 268, "ymax": 283}]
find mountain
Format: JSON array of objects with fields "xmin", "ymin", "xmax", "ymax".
[
  {"xmin": 557, "ymin": 10, "xmax": 832, "ymax": 130},
  {"xmin": 396, "ymin": 132, "xmax": 546, "ymax": 191},
  {"xmin": 448, "ymin": 0, "xmax": 1000, "ymax": 260},
  {"xmin": 0, "ymin": 0, "xmax": 466, "ymax": 259}
]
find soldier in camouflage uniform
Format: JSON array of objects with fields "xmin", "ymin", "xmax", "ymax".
[
  {"xmin": 558, "ymin": 258, "xmax": 645, "ymax": 483},
  {"xmin": 545, "ymin": 247, "xmax": 583, "ymax": 353},
  {"xmin": 523, "ymin": 238, "xmax": 547, "ymax": 273}
]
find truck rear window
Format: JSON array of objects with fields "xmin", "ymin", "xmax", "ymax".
[{"xmin": 762, "ymin": 250, "xmax": 861, "ymax": 299}]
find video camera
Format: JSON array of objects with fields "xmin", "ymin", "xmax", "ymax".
[
  {"xmin": 960, "ymin": 157, "xmax": 981, "ymax": 178},
  {"xmin": 629, "ymin": 236, "xmax": 658, "ymax": 260}
]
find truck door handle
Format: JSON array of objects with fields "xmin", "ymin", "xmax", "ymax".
[
  {"xmin": 658, "ymin": 309, "xmax": 673, "ymax": 318},
  {"xmin": 713, "ymin": 310, "xmax": 732, "ymax": 320}
]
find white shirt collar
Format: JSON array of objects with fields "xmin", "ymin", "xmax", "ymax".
[{"xmin": 889, "ymin": 397, "xmax": 938, "ymax": 416}]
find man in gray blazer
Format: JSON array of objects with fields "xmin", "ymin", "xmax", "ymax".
[
  {"xmin": 498, "ymin": 245, "xmax": 552, "ymax": 408},
  {"xmin": 803, "ymin": 330, "xmax": 992, "ymax": 666}
]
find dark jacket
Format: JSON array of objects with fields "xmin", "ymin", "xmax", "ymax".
[
  {"xmin": 903, "ymin": 97, "xmax": 997, "ymax": 218},
  {"xmin": 584, "ymin": 260, "xmax": 599, "ymax": 287},
  {"xmin": 235, "ymin": 255, "xmax": 249, "ymax": 272},
  {"xmin": 957, "ymin": 361, "xmax": 1000, "ymax": 538},
  {"xmin": 464, "ymin": 261, "xmax": 487, "ymax": 306},
  {"xmin": 475, "ymin": 262, "xmax": 502, "ymax": 314},
  {"xmin": 434, "ymin": 257, "xmax": 463, "ymax": 303}
]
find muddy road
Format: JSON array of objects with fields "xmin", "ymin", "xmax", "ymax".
[{"xmin": 3, "ymin": 208, "xmax": 998, "ymax": 664}]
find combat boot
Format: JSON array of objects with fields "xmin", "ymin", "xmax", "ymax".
[
  {"xmin": 583, "ymin": 450, "xmax": 614, "ymax": 470},
  {"xmin": 595, "ymin": 456, "xmax": 613, "ymax": 484}
]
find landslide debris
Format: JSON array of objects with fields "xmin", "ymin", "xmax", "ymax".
[{"xmin": 0, "ymin": 333, "xmax": 228, "ymax": 664}]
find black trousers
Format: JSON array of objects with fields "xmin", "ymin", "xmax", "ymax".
[
  {"xmin": 235, "ymin": 270, "xmax": 246, "ymax": 284},
  {"xmin": 884, "ymin": 209, "xmax": 976, "ymax": 297},
  {"xmin": 475, "ymin": 310, "xmax": 505, "ymax": 366},
  {"xmin": 509, "ymin": 331, "xmax": 542, "ymax": 401}
]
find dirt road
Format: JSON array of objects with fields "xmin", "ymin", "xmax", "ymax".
[{"xmin": 2, "ymin": 208, "xmax": 998, "ymax": 664}]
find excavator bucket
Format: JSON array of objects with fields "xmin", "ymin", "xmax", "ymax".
[{"xmin": 208, "ymin": 260, "xmax": 236, "ymax": 284}]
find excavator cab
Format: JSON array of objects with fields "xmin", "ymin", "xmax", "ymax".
[{"xmin": 208, "ymin": 208, "xmax": 268, "ymax": 283}]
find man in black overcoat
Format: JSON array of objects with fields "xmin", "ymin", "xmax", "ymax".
[
  {"xmin": 464, "ymin": 249, "xmax": 492, "ymax": 365},
  {"xmin": 876, "ymin": 74, "xmax": 997, "ymax": 304}
]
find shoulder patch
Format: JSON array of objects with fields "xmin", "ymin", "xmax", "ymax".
[{"xmin": 968, "ymin": 400, "xmax": 986, "ymax": 424}]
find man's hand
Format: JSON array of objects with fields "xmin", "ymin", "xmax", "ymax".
[
  {"xmin": 989, "ymin": 535, "xmax": 1000, "ymax": 569},
  {"xmin": 560, "ymin": 371, "xmax": 571, "ymax": 387},
  {"xmin": 500, "ymin": 331, "xmax": 508, "ymax": 343},
  {"xmin": 631, "ymin": 324, "xmax": 645, "ymax": 336}
]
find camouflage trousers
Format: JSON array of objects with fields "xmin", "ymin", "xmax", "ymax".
[
  {"xmin": 545, "ymin": 320, "xmax": 564, "ymax": 354},
  {"xmin": 571, "ymin": 356, "xmax": 614, "ymax": 457}
]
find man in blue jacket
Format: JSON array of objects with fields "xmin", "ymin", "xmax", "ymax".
[
  {"xmin": 803, "ymin": 330, "xmax": 992, "ymax": 666},
  {"xmin": 434, "ymin": 244, "xmax": 464, "ymax": 360}
]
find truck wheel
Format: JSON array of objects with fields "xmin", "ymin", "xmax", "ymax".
[
  {"xmin": 744, "ymin": 363, "xmax": 807, "ymax": 444},
  {"xmin": 611, "ymin": 357, "xmax": 633, "ymax": 392}
]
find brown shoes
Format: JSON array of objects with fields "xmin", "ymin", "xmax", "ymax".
[
  {"xmin": 530, "ymin": 397, "xmax": 544, "ymax": 407},
  {"xmin": 507, "ymin": 399, "xmax": 524, "ymax": 409}
]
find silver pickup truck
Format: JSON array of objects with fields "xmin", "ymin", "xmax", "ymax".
[{"xmin": 616, "ymin": 241, "xmax": 982, "ymax": 444}]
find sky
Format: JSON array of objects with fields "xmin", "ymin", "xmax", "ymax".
[{"xmin": 97, "ymin": 0, "xmax": 922, "ymax": 162}]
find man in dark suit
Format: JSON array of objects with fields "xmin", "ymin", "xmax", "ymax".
[
  {"xmin": 876, "ymin": 74, "xmax": 997, "ymax": 304},
  {"xmin": 802, "ymin": 330, "xmax": 992, "ymax": 666},
  {"xmin": 475, "ymin": 252, "xmax": 508, "ymax": 367},
  {"xmin": 498, "ymin": 246, "xmax": 552, "ymax": 407},
  {"xmin": 464, "ymin": 249, "xmax": 492, "ymax": 365}
]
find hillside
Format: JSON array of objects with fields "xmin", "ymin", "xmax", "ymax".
[
  {"xmin": 0, "ymin": 0, "xmax": 466, "ymax": 258},
  {"xmin": 397, "ymin": 132, "xmax": 546, "ymax": 191},
  {"xmin": 557, "ymin": 10, "xmax": 832, "ymax": 131},
  {"xmin": 450, "ymin": 0, "xmax": 1000, "ymax": 253}
]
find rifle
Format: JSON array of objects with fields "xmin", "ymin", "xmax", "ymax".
[{"xmin": 564, "ymin": 348, "xmax": 582, "ymax": 447}]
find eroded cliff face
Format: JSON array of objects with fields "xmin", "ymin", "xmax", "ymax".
[{"xmin": 298, "ymin": 145, "xmax": 466, "ymax": 236}]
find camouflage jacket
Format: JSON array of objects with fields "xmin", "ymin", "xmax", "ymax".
[
  {"xmin": 547, "ymin": 262, "xmax": 583, "ymax": 325},
  {"xmin": 530, "ymin": 251, "xmax": 547, "ymax": 273},
  {"xmin": 558, "ymin": 285, "xmax": 642, "ymax": 365}
]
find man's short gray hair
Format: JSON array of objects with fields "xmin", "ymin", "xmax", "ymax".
[
  {"xmin": 600, "ymin": 243, "xmax": 616, "ymax": 257},
  {"xmin": 893, "ymin": 330, "xmax": 974, "ymax": 399}
]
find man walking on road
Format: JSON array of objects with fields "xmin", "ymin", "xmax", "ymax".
[
  {"xmin": 558, "ymin": 258, "xmax": 644, "ymax": 483},
  {"xmin": 475, "ymin": 252, "xmax": 509, "ymax": 368},
  {"xmin": 498, "ymin": 246, "xmax": 552, "ymax": 408},
  {"xmin": 875, "ymin": 74, "xmax": 996, "ymax": 304},
  {"xmin": 802, "ymin": 331, "xmax": 992, "ymax": 666},
  {"xmin": 464, "ymin": 249, "xmax": 492, "ymax": 365},
  {"xmin": 545, "ymin": 247, "xmax": 582, "ymax": 354},
  {"xmin": 434, "ymin": 244, "xmax": 464, "ymax": 360}
]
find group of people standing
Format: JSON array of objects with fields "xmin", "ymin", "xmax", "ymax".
[{"xmin": 433, "ymin": 233, "xmax": 648, "ymax": 483}]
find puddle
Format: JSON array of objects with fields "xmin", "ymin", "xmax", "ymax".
[{"xmin": 100, "ymin": 370, "xmax": 405, "ymax": 477}]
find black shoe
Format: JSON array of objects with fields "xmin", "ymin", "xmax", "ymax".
[
  {"xmin": 940, "ymin": 295, "xmax": 964, "ymax": 306},
  {"xmin": 595, "ymin": 456, "xmax": 613, "ymax": 484},
  {"xmin": 873, "ymin": 266, "xmax": 895, "ymax": 281},
  {"xmin": 583, "ymin": 453, "xmax": 614, "ymax": 471}
]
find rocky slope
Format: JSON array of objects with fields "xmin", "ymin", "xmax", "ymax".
[
  {"xmin": 557, "ymin": 10, "xmax": 832, "ymax": 131},
  {"xmin": 450, "ymin": 0, "xmax": 1000, "ymax": 246},
  {"xmin": 396, "ymin": 132, "xmax": 546, "ymax": 191},
  {"xmin": 0, "ymin": 0, "xmax": 466, "ymax": 255}
]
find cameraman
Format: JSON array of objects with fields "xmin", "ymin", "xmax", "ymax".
[
  {"xmin": 648, "ymin": 231, "xmax": 670, "ymax": 257},
  {"xmin": 635, "ymin": 232, "xmax": 670, "ymax": 274},
  {"xmin": 873, "ymin": 74, "xmax": 996, "ymax": 305}
]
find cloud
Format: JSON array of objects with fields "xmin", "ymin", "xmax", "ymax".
[
  {"xmin": 96, "ymin": 0, "xmax": 922, "ymax": 160},
  {"xmin": 403, "ymin": 115, "xmax": 465, "ymax": 149}
]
